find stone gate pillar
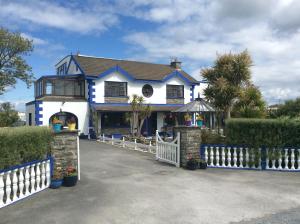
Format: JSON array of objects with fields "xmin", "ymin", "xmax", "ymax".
[
  {"xmin": 51, "ymin": 130, "xmax": 79, "ymax": 177},
  {"xmin": 173, "ymin": 126, "xmax": 202, "ymax": 167}
]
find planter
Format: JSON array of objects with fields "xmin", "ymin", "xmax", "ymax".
[
  {"xmin": 196, "ymin": 120, "xmax": 203, "ymax": 127},
  {"xmin": 63, "ymin": 175, "xmax": 78, "ymax": 187},
  {"xmin": 185, "ymin": 120, "xmax": 192, "ymax": 126},
  {"xmin": 50, "ymin": 179, "xmax": 63, "ymax": 189},
  {"xmin": 52, "ymin": 123, "xmax": 62, "ymax": 133},
  {"xmin": 68, "ymin": 123, "xmax": 76, "ymax": 131},
  {"xmin": 186, "ymin": 159, "xmax": 198, "ymax": 170}
]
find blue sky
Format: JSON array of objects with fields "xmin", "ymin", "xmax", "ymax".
[{"xmin": 1, "ymin": 0, "xmax": 300, "ymax": 111}]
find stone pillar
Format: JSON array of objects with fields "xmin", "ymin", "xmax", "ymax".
[
  {"xmin": 173, "ymin": 126, "xmax": 202, "ymax": 167},
  {"xmin": 51, "ymin": 130, "xmax": 79, "ymax": 174}
]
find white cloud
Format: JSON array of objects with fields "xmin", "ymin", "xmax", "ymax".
[{"xmin": 0, "ymin": 0, "xmax": 119, "ymax": 34}]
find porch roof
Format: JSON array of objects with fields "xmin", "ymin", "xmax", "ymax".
[{"xmin": 92, "ymin": 104, "xmax": 183, "ymax": 112}]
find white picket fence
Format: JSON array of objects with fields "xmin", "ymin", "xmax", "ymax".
[
  {"xmin": 201, "ymin": 145, "xmax": 300, "ymax": 171},
  {"xmin": 99, "ymin": 134, "xmax": 156, "ymax": 154},
  {"xmin": 156, "ymin": 130, "xmax": 180, "ymax": 167},
  {"xmin": 0, "ymin": 158, "xmax": 51, "ymax": 208}
]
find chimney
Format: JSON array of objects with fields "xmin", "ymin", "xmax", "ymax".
[{"xmin": 170, "ymin": 57, "xmax": 182, "ymax": 70}]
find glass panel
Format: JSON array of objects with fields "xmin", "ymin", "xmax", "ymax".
[
  {"xmin": 105, "ymin": 81, "xmax": 127, "ymax": 97},
  {"xmin": 46, "ymin": 81, "xmax": 53, "ymax": 95},
  {"xmin": 64, "ymin": 80, "xmax": 74, "ymax": 96},
  {"xmin": 54, "ymin": 80, "xmax": 64, "ymax": 95},
  {"xmin": 167, "ymin": 85, "xmax": 184, "ymax": 98}
]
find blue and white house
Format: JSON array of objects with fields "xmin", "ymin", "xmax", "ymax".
[{"xmin": 26, "ymin": 54, "xmax": 205, "ymax": 136}]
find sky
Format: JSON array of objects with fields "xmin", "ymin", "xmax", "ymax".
[{"xmin": 0, "ymin": 0, "xmax": 300, "ymax": 111}]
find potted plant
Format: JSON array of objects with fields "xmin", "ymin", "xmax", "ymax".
[
  {"xmin": 196, "ymin": 114, "xmax": 203, "ymax": 127},
  {"xmin": 184, "ymin": 113, "xmax": 192, "ymax": 126},
  {"xmin": 67, "ymin": 116, "xmax": 76, "ymax": 131},
  {"xmin": 50, "ymin": 168, "xmax": 63, "ymax": 189},
  {"xmin": 63, "ymin": 165, "xmax": 78, "ymax": 187},
  {"xmin": 52, "ymin": 116, "xmax": 63, "ymax": 133},
  {"xmin": 186, "ymin": 152, "xmax": 198, "ymax": 170},
  {"xmin": 198, "ymin": 159, "xmax": 207, "ymax": 169}
]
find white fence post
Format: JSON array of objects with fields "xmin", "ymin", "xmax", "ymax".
[
  {"xmin": 134, "ymin": 139, "xmax": 137, "ymax": 150},
  {"xmin": 112, "ymin": 135, "xmax": 114, "ymax": 145},
  {"xmin": 122, "ymin": 137, "xmax": 125, "ymax": 148},
  {"xmin": 77, "ymin": 136, "xmax": 81, "ymax": 181},
  {"xmin": 0, "ymin": 173, "xmax": 4, "ymax": 208}
]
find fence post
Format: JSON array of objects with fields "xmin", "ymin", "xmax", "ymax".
[
  {"xmin": 261, "ymin": 146, "xmax": 267, "ymax": 170},
  {"xmin": 77, "ymin": 136, "xmax": 81, "ymax": 181},
  {"xmin": 155, "ymin": 130, "xmax": 158, "ymax": 160},
  {"xmin": 149, "ymin": 141, "xmax": 152, "ymax": 153},
  {"xmin": 0, "ymin": 173, "xmax": 4, "ymax": 208},
  {"xmin": 102, "ymin": 133, "xmax": 105, "ymax": 143},
  {"xmin": 112, "ymin": 135, "xmax": 114, "ymax": 145},
  {"xmin": 122, "ymin": 137, "xmax": 125, "ymax": 148},
  {"xmin": 134, "ymin": 139, "xmax": 137, "ymax": 150}
]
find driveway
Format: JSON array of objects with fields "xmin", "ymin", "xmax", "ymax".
[{"xmin": 1, "ymin": 140, "xmax": 300, "ymax": 224}]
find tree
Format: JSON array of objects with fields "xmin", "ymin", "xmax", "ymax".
[
  {"xmin": 201, "ymin": 50, "xmax": 252, "ymax": 119},
  {"xmin": 232, "ymin": 85, "xmax": 266, "ymax": 118},
  {"xmin": 276, "ymin": 98, "xmax": 300, "ymax": 118},
  {"xmin": 0, "ymin": 28, "xmax": 34, "ymax": 94},
  {"xmin": 130, "ymin": 94, "xmax": 152, "ymax": 137},
  {"xmin": 0, "ymin": 102, "xmax": 19, "ymax": 127}
]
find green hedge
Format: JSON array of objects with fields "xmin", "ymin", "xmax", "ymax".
[
  {"xmin": 226, "ymin": 118, "xmax": 300, "ymax": 148},
  {"xmin": 0, "ymin": 126, "xmax": 53, "ymax": 170}
]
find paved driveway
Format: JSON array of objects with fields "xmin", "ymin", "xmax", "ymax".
[{"xmin": 1, "ymin": 140, "xmax": 300, "ymax": 224}]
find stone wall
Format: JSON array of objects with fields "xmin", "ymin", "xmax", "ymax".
[
  {"xmin": 51, "ymin": 130, "xmax": 78, "ymax": 174},
  {"xmin": 167, "ymin": 98, "xmax": 185, "ymax": 104},
  {"xmin": 104, "ymin": 97, "xmax": 129, "ymax": 103},
  {"xmin": 102, "ymin": 127, "xmax": 130, "ymax": 135},
  {"xmin": 173, "ymin": 126, "xmax": 201, "ymax": 167}
]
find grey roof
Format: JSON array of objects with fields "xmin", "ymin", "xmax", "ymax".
[
  {"xmin": 173, "ymin": 98, "xmax": 215, "ymax": 112},
  {"xmin": 73, "ymin": 55, "xmax": 198, "ymax": 83}
]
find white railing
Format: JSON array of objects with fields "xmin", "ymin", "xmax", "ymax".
[
  {"xmin": 156, "ymin": 130, "xmax": 180, "ymax": 167},
  {"xmin": 201, "ymin": 145, "xmax": 300, "ymax": 171},
  {"xmin": 0, "ymin": 158, "xmax": 51, "ymax": 208},
  {"xmin": 266, "ymin": 148, "xmax": 300, "ymax": 171},
  {"xmin": 99, "ymin": 134, "xmax": 156, "ymax": 154}
]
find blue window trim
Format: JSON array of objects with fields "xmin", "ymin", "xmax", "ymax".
[
  {"xmin": 190, "ymin": 85, "xmax": 195, "ymax": 102},
  {"xmin": 34, "ymin": 101, "xmax": 43, "ymax": 126},
  {"xmin": 87, "ymin": 80, "xmax": 96, "ymax": 103}
]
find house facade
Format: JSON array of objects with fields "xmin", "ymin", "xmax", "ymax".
[{"xmin": 25, "ymin": 54, "xmax": 201, "ymax": 136}]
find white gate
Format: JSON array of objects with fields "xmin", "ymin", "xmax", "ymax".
[{"xmin": 155, "ymin": 130, "xmax": 180, "ymax": 167}]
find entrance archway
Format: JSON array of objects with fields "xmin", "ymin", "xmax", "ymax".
[{"xmin": 49, "ymin": 112, "xmax": 78, "ymax": 129}]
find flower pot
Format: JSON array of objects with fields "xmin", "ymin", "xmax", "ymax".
[
  {"xmin": 196, "ymin": 120, "xmax": 203, "ymax": 127},
  {"xmin": 50, "ymin": 179, "xmax": 63, "ymax": 189},
  {"xmin": 185, "ymin": 120, "xmax": 192, "ymax": 126},
  {"xmin": 52, "ymin": 123, "xmax": 62, "ymax": 133},
  {"xmin": 68, "ymin": 123, "xmax": 76, "ymax": 131},
  {"xmin": 186, "ymin": 160, "xmax": 197, "ymax": 170},
  {"xmin": 63, "ymin": 175, "xmax": 78, "ymax": 187}
]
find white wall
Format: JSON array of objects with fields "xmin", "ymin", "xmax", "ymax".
[
  {"xmin": 25, "ymin": 104, "xmax": 35, "ymax": 126},
  {"xmin": 40, "ymin": 101, "xmax": 89, "ymax": 134},
  {"xmin": 93, "ymin": 72, "xmax": 192, "ymax": 104},
  {"xmin": 194, "ymin": 83, "xmax": 208, "ymax": 99}
]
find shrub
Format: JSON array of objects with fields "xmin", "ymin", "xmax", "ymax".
[
  {"xmin": 201, "ymin": 129, "xmax": 226, "ymax": 144},
  {"xmin": 226, "ymin": 118, "xmax": 300, "ymax": 148},
  {"xmin": 0, "ymin": 126, "xmax": 53, "ymax": 170}
]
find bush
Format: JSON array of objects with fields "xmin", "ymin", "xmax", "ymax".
[
  {"xmin": 201, "ymin": 129, "xmax": 226, "ymax": 144},
  {"xmin": 0, "ymin": 126, "xmax": 53, "ymax": 170},
  {"xmin": 226, "ymin": 118, "xmax": 300, "ymax": 148}
]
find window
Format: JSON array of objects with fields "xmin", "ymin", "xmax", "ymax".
[
  {"xmin": 45, "ymin": 81, "xmax": 53, "ymax": 95},
  {"xmin": 29, "ymin": 113, "xmax": 32, "ymax": 126},
  {"xmin": 102, "ymin": 112, "xmax": 130, "ymax": 128},
  {"xmin": 166, "ymin": 85, "xmax": 184, "ymax": 98},
  {"xmin": 142, "ymin": 84, "xmax": 153, "ymax": 98},
  {"xmin": 105, "ymin": 81, "xmax": 127, "ymax": 97}
]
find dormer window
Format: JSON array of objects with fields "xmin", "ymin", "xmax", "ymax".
[{"xmin": 105, "ymin": 81, "xmax": 127, "ymax": 97}]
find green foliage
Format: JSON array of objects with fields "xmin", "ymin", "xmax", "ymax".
[
  {"xmin": 0, "ymin": 102, "xmax": 19, "ymax": 127},
  {"xmin": 275, "ymin": 97, "xmax": 300, "ymax": 118},
  {"xmin": 232, "ymin": 85, "xmax": 266, "ymax": 118},
  {"xmin": 201, "ymin": 129, "xmax": 226, "ymax": 144},
  {"xmin": 0, "ymin": 28, "xmax": 34, "ymax": 94},
  {"xmin": 201, "ymin": 50, "xmax": 253, "ymax": 118},
  {"xmin": 0, "ymin": 126, "xmax": 53, "ymax": 169},
  {"xmin": 226, "ymin": 118, "xmax": 300, "ymax": 148}
]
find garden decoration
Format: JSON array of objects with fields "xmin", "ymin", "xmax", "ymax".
[
  {"xmin": 50, "ymin": 168, "xmax": 63, "ymax": 189},
  {"xmin": 67, "ymin": 116, "xmax": 76, "ymax": 131},
  {"xmin": 186, "ymin": 152, "xmax": 197, "ymax": 170},
  {"xmin": 52, "ymin": 116, "xmax": 63, "ymax": 133},
  {"xmin": 63, "ymin": 165, "xmax": 78, "ymax": 187},
  {"xmin": 196, "ymin": 114, "xmax": 203, "ymax": 127},
  {"xmin": 184, "ymin": 113, "xmax": 192, "ymax": 126}
]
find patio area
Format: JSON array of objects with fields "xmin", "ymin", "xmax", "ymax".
[{"xmin": 0, "ymin": 140, "xmax": 300, "ymax": 224}]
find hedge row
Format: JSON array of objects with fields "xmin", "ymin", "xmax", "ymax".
[
  {"xmin": 0, "ymin": 126, "xmax": 53, "ymax": 170},
  {"xmin": 226, "ymin": 118, "xmax": 300, "ymax": 148}
]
